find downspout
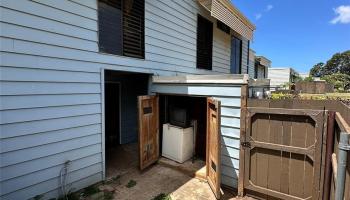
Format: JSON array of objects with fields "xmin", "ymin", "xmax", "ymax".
[{"xmin": 335, "ymin": 131, "xmax": 350, "ymax": 200}]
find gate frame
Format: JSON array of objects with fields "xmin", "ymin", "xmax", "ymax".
[{"xmin": 239, "ymin": 106, "xmax": 327, "ymax": 200}]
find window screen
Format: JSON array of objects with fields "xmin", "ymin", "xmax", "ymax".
[
  {"xmin": 196, "ymin": 15, "xmax": 213, "ymax": 70},
  {"xmin": 98, "ymin": 0, "xmax": 144, "ymax": 59},
  {"xmin": 98, "ymin": 0, "xmax": 122, "ymax": 55},
  {"xmin": 230, "ymin": 36, "xmax": 242, "ymax": 74}
]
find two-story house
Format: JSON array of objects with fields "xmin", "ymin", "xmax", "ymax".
[{"xmin": 0, "ymin": 0, "xmax": 255, "ymax": 199}]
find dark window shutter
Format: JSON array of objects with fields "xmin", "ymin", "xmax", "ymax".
[
  {"xmin": 230, "ymin": 36, "xmax": 242, "ymax": 74},
  {"xmin": 98, "ymin": 0, "xmax": 123, "ymax": 55},
  {"xmin": 123, "ymin": 0, "xmax": 145, "ymax": 59},
  {"xmin": 217, "ymin": 20, "xmax": 230, "ymax": 34},
  {"xmin": 196, "ymin": 15, "xmax": 213, "ymax": 70},
  {"xmin": 98, "ymin": 0, "xmax": 144, "ymax": 59},
  {"xmin": 247, "ymin": 40, "xmax": 250, "ymax": 74}
]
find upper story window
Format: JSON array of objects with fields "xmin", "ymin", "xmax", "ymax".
[
  {"xmin": 196, "ymin": 15, "xmax": 213, "ymax": 70},
  {"xmin": 230, "ymin": 36, "xmax": 242, "ymax": 74},
  {"xmin": 217, "ymin": 20, "xmax": 230, "ymax": 35},
  {"xmin": 98, "ymin": 0, "xmax": 145, "ymax": 59}
]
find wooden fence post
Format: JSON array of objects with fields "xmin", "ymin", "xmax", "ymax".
[{"xmin": 238, "ymin": 84, "xmax": 248, "ymax": 197}]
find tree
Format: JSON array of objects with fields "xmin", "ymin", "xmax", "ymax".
[
  {"xmin": 323, "ymin": 50, "xmax": 350, "ymax": 75},
  {"xmin": 321, "ymin": 73, "xmax": 350, "ymax": 91},
  {"xmin": 303, "ymin": 76, "xmax": 314, "ymax": 82},
  {"xmin": 293, "ymin": 74, "xmax": 304, "ymax": 82},
  {"xmin": 309, "ymin": 50, "xmax": 350, "ymax": 92},
  {"xmin": 309, "ymin": 62, "xmax": 325, "ymax": 77}
]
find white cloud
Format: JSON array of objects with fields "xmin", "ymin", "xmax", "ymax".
[
  {"xmin": 265, "ymin": 4, "xmax": 274, "ymax": 12},
  {"xmin": 330, "ymin": 5, "xmax": 350, "ymax": 24},
  {"xmin": 255, "ymin": 13, "xmax": 262, "ymax": 20},
  {"xmin": 255, "ymin": 4, "xmax": 273, "ymax": 20}
]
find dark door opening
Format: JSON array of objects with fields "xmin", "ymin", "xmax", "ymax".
[
  {"xmin": 105, "ymin": 82, "xmax": 120, "ymax": 148},
  {"xmin": 104, "ymin": 70, "xmax": 149, "ymax": 178}
]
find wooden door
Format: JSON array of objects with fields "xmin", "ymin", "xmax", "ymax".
[
  {"xmin": 242, "ymin": 108, "xmax": 326, "ymax": 200},
  {"xmin": 138, "ymin": 95, "xmax": 159, "ymax": 170},
  {"xmin": 206, "ymin": 98, "xmax": 221, "ymax": 199}
]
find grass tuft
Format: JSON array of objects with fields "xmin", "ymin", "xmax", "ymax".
[
  {"xmin": 151, "ymin": 193, "xmax": 172, "ymax": 200},
  {"xmin": 126, "ymin": 179, "xmax": 137, "ymax": 188},
  {"xmin": 83, "ymin": 184, "xmax": 100, "ymax": 196},
  {"xmin": 104, "ymin": 191, "xmax": 114, "ymax": 200}
]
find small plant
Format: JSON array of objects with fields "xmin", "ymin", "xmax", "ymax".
[
  {"xmin": 104, "ymin": 191, "xmax": 114, "ymax": 200},
  {"xmin": 126, "ymin": 179, "xmax": 137, "ymax": 188},
  {"xmin": 270, "ymin": 92, "xmax": 294, "ymax": 100},
  {"xmin": 152, "ymin": 193, "xmax": 172, "ymax": 200},
  {"xmin": 57, "ymin": 191, "xmax": 79, "ymax": 200},
  {"xmin": 83, "ymin": 184, "xmax": 100, "ymax": 196}
]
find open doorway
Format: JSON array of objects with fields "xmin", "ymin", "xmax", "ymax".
[
  {"xmin": 104, "ymin": 70, "xmax": 149, "ymax": 178},
  {"xmin": 158, "ymin": 95, "xmax": 208, "ymax": 179},
  {"xmin": 138, "ymin": 94, "xmax": 222, "ymax": 198}
]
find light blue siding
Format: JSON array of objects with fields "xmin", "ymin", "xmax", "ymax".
[{"xmin": 0, "ymin": 0, "xmax": 249, "ymax": 199}]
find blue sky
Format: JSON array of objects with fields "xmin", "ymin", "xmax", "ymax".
[{"xmin": 232, "ymin": 0, "xmax": 350, "ymax": 73}]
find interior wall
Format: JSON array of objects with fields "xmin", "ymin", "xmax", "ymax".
[{"xmin": 105, "ymin": 70, "xmax": 149, "ymax": 144}]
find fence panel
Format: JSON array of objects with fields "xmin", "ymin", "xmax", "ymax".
[{"xmin": 242, "ymin": 107, "xmax": 326, "ymax": 200}]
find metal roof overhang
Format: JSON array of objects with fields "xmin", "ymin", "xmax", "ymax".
[
  {"xmin": 150, "ymin": 74, "xmax": 248, "ymax": 96},
  {"xmin": 198, "ymin": 0, "xmax": 255, "ymax": 40}
]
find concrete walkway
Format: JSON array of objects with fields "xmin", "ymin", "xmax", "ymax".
[
  {"xmin": 100, "ymin": 163, "xmax": 252, "ymax": 200},
  {"xmin": 101, "ymin": 144, "xmax": 252, "ymax": 200}
]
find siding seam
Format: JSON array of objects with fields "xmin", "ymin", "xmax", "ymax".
[
  {"xmin": 0, "ymin": 6, "xmax": 97, "ymax": 32},
  {"xmin": 0, "ymin": 152, "xmax": 101, "ymax": 182}
]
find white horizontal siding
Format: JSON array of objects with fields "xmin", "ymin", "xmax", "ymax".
[
  {"xmin": 0, "ymin": 0, "xmax": 249, "ymax": 198},
  {"xmin": 1, "ymin": 144, "xmax": 101, "ymax": 181},
  {"xmin": 241, "ymin": 39, "xmax": 249, "ymax": 74},
  {"xmin": 1, "ymin": 124, "xmax": 101, "ymax": 153},
  {"xmin": 248, "ymin": 49, "xmax": 255, "ymax": 78},
  {"xmin": 1, "ymin": 94, "xmax": 101, "ymax": 110},
  {"xmin": 1, "ymin": 154, "xmax": 101, "ymax": 195},
  {"xmin": 1, "ymin": 104, "xmax": 101, "ymax": 124}
]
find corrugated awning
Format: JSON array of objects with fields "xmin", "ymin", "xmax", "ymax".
[{"xmin": 198, "ymin": 0, "xmax": 255, "ymax": 40}]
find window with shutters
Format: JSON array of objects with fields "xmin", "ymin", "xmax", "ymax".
[
  {"xmin": 230, "ymin": 36, "xmax": 242, "ymax": 74},
  {"xmin": 98, "ymin": 0, "xmax": 145, "ymax": 59},
  {"xmin": 217, "ymin": 20, "xmax": 230, "ymax": 35},
  {"xmin": 196, "ymin": 15, "xmax": 213, "ymax": 70}
]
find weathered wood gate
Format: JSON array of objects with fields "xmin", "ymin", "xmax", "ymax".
[{"xmin": 240, "ymin": 107, "xmax": 327, "ymax": 200}]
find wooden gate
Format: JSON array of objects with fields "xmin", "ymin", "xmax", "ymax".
[{"xmin": 241, "ymin": 108, "xmax": 327, "ymax": 200}]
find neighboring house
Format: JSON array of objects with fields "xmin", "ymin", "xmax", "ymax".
[
  {"xmin": 247, "ymin": 51, "xmax": 271, "ymax": 98},
  {"xmin": 268, "ymin": 67, "xmax": 299, "ymax": 88},
  {"xmin": 0, "ymin": 0, "xmax": 255, "ymax": 199},
  {"xmin": 254, "ymin": 56, "xmax": 271, "ymax": 79},
  {"xmin": 248, "ymin": 49, "xmax": 256, "ymax": 78}
]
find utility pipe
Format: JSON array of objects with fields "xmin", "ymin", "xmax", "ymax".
[{"xmin": 335, "ymin": 132, "xmax": 350, "ymax": 200}]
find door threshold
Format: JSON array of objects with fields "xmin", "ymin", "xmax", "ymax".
[{"xmin": 158, "ymin": 157, "xmax": 207, "ymax": 181}]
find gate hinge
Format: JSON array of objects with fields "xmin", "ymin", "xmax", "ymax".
[{"xmin": 241, "ymin": 142, "xmax": 251, "ymax": 148}]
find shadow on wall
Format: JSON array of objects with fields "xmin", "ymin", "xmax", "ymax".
[{"xmin": 221, "ymin": 139, "xmax": 239, "ymax": 187}]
